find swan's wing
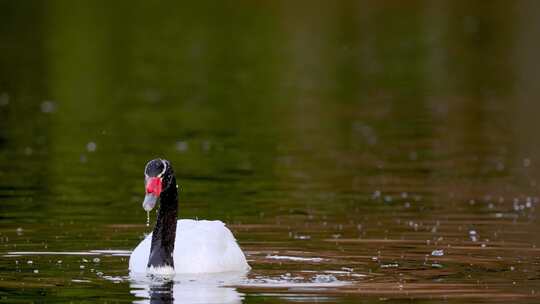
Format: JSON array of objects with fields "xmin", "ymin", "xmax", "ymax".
[{"xmin": 174, "ymin": 220, "xmax": 250, "ymax": 273}]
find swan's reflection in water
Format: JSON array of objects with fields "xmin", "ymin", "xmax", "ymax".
[{"xmin": 130, "ymin": 272, "xmax": 245, "ymax": 304}]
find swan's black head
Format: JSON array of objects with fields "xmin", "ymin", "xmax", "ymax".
[{"xmin": 143, "ymin": 159, "xmax": 175, "ymax": 211}]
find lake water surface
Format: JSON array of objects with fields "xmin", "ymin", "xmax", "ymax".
[{"xmin": 1, "ymin": 1, "xmax": 539, "ymax": 303}]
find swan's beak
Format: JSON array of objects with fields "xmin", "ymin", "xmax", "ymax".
[
  {"xmin": 143, "ymin": 176, "xmax": 162, "ymax": 211},
  {"xmin": 143, "ymin": 193, "xmax": 158, "ymax": 211}
]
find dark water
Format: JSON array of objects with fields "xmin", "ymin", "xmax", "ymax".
[{"xmin": 1, "ymin": 1, "xmax": 540, "ymax": 303}]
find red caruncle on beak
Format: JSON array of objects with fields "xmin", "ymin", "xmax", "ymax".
[{"xmin": 146, "ymin": 177, "xmax": 163, "ymax": 196}]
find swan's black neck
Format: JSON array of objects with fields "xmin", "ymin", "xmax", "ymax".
[{"xmin": 148, "ymin": 171, "xmax": 178, "ymax": 269}]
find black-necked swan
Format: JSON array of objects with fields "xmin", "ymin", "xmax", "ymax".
[{"xmin": 129, "ymin": 159, "xmax": 250, "ymax": 274}]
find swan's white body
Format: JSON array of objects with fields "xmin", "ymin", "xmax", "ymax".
[{"xmin": 129, "ymin": 219, "xmax": 250, "ymax": 274}]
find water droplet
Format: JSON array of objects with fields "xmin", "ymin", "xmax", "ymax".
[
  {"xmin": 24, "ymin": 147, "xmax": 33, "ymax": 156},
  {"xmin": 469, "ymin": 230, "xmax": 478, "ymax": 242},
  {"xmin": 175, "ymin": 141, "xmax": 188, "ymax": 152},
  {"xmin": 0, "ymin": 92, "xmax": 9, "ymax": 106},
  {"xmin": 86, "ymin": 142, "xmax": 97, "ymax": 152},
  {"xmin": 33, "ymin": 269, "xmax": 39, "ymax": 274},
  {"xmin": 40, "ymin": 100, "xmax": 56, "ymax": 113},
  {"xmin": 92, "ymin": 258, "xmax": 100, "ymax": 263},
  {"xmin": 431, "ymin": 249, "xmax": 444, "ymax": 256},
  {"xmin": 380, "ymin": 263, "xmax": 399, "ymax": 268},
  {"xmin": 201, "ymin": 140, "xmax": 212, "ymax": 152}
]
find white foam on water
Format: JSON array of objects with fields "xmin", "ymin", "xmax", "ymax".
[
  {"xmin": 323, "ymin": 270, "xmax": 352, "ymax": 274},
  {"xmin": 431, "ymin": 249, "xmax": 444, "ymax": 256},
  {"xmin": 241, "ymin": 272, "xmax": 352, "ymax": 289},
  {"xmin": 240, "ymin": 280, "xmax": 349, "ymax": 288},
  {"xmin": 4, "ymin": 250, "xmax": 132, "ymax": 257},
  {"xmin": 89, "ymin": 250, "xmax": 132, "ymax": 256},
  {"xmin": 6, "ymin": 251, "xmax": 101, "ymax": 256},
  {"xmin": 265, "ymin": 255, "xmax": 326, "ymax": 262}
]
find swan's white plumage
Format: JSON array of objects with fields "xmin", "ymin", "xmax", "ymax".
[{"xmin": 129, "ymin": 219, "xmax": 250, "ymax": 274}]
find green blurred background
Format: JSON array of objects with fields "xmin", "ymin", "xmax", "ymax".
[
  {"xmin": 2, "ymin": 0, "xmax": 540, "ymax": 219},
  {"xmin": 2, "ymin": 0, "xmax": 540, "ymax": 236}
]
